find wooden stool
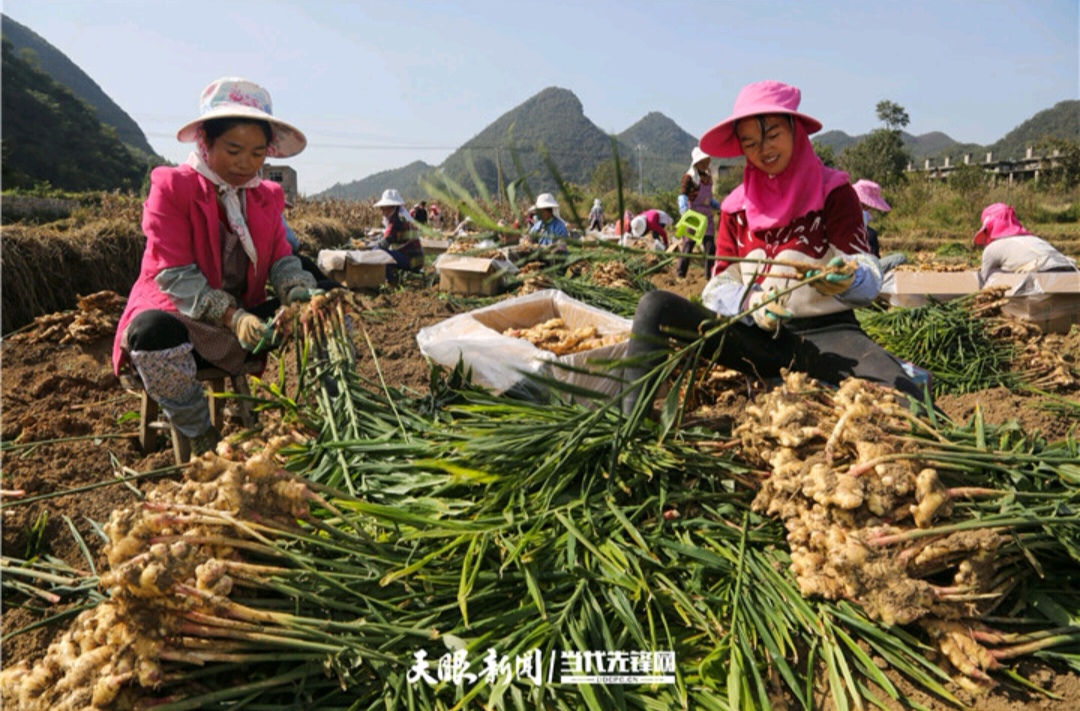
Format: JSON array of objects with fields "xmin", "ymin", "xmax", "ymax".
[{"xmin": 132, "ymin": 365, "xmax": 260, "ymax": 465}]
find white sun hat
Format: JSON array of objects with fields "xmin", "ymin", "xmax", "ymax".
[
  {"xmin": 176, "ymin": 77, "xmax": 307, "ymax": 158},
  {"xmin": 532, "ymin": 193, "xmax": 560, "ymax": 211},
  {"xmin": 630, "ymin": 216, "xmax": 648, "ymax": 237},
  {"xmin": 374, "ymin": 189, "xmax": 406, "ymax": 207}
]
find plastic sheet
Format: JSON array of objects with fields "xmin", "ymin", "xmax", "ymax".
[{"xmin": 416, "ymin": 289, "xmax": 632, "ymax": 400}]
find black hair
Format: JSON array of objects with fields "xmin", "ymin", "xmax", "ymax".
[
  {"xmin": 753, "ymin": 114, "xmax": 795, "ymax": 137},
  {"xmin": 201, "ymin": 117, "xmax": 273, "ymax": 147}
]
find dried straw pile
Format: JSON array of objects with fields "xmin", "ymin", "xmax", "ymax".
[{"xmin": 1, "ymin": 222, "xmax": 144, "ymax": 334}]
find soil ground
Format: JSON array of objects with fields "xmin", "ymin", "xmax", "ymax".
[{"xmin": 2, "ymin": 268, "xmax": 1078, "ymax": 709}]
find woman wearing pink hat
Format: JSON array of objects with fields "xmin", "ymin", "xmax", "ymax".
[
  {"xmin": 113, "ymin": 77, "xmax": 322, "ymax": 458},
  {"xmin": 624, "ymin": 80, "xmax": 928, "ymax": 414},
  {"xmin": 852, "ymin": 179, "xmax": 890, "ymax": 257},
  {"xmin": 974, "ymin": 203, "xmax": 1076, "ymax": 282}
]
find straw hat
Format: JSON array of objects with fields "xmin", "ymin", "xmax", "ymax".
[
  {"xmin": 176, "ymin": 77, "xmax": 307, "ymax": 158},
  {"xmin": 852, "ymin": 180, "xmax": 891, "ymax": 212},
  {"xmin": 691, "ymin": 146, "xmax": 711, "ymax": 167},
  {"xmin": 699, "ymin": 80, "xmax": 823, "ymax": 158},
  {"xmin": 630, "ymin": 215, "xmax": 647, "ymax": 237},
  {"xmin": 532, "ymin": 193, "xmax": 560, "ymax": 211},
  {"xmin": 374, "ymin": 189, "xmax": 405, "ymax": 207}
]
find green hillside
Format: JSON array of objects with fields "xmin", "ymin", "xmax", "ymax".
[
  {"xmin": 615, "ymin": 112, "xmax": 700, "ymax": 192},
  {"xmin": 1, "ymin": 38, "xmax": 150, "ymax": 192},
  {"xmin": 2, "ymin": 13, "xmax": 158, "ymax": 158},
  {"xmin": 816, "ymin": 129, "xmax": 968, "ymax": 163},
  {"xmin": 813, "ymin": 101, "xmax": 1077, "ymax": 168},
  {"xmin": 319, "ymin": 160, "xmax": 436, "ymax": 202},
  {"xmin": 990, "ymin": 100, "xmax": 1080, "ymax": 160},
  {"xmin": 436, "ymin": 86, "xmax": 615, "ymax": 197}
]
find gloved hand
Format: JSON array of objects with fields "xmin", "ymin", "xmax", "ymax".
[
  {"xmin": 230, "ymin": 309, "xmax": 272, "ymax": 351},
  {"xmin": 286, "ymin": 286, "xmax": 325, "ymax": 305},
  {"xmin": 806, "ymin": 257, "xmax": 855, "ymax": 296},
  {"xmin": 748, "ymin": 289, "xmax": 793, "ymax": 332}
]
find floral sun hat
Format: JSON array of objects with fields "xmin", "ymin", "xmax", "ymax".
[{"xmin": 176, "ymin": 77, "xmax": 307, "ymax": 158}]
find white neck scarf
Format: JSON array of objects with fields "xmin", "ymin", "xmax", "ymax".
[
  {"xmin": 186, "ymin": 151, "xmax": 260, "ymax": 269},
  {"xmin": 686, "ymin": 162, "xmax": 702, "ymax": 187}
]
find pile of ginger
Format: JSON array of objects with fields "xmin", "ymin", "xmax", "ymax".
[
  {"xmin": 734, "ymin": 371, "xmax": 1012, "ymax": 687},
  {"xmin": 0, "ymin": 435, "xmax": 325, "ymax": 710}
]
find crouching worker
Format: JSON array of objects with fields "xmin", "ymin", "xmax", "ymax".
[
  {"xmin": 528, "ymin": 193, "xmax": 570, "ymax": 246},
  {"xmin": 622, "ymin": 81, "xmax": 930, "ymax": 416},
  {"xmin": 629, "ymin": 209, "xmax": 674, "ymax": 248},
  {"xmin": 974, "ymin": 202, "xmax": 1077, "ymax": 282},
  {"xmin": 113, "ymin": 77, "xmax": 323, "ymax": 458},
  {"xmin": 373, "ymin": 189, "xmax": 424, "ymax": 281}
]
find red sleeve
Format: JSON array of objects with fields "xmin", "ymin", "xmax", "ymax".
[
  {"xmin": 824, "ymin": 184, "xmax": 872, "ymax": 255},
  {"xmin": 712, "ymin": 210, "xmax": 743, "ymax": 275}
]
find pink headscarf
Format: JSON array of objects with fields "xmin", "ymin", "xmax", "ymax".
[
  {"xmin": 973, "ymin": 203, "xmax": 1031, "ymax": 246},
  {"xmin": 720, "ymin": 120, "xmax": 850, "ymax": 231}
]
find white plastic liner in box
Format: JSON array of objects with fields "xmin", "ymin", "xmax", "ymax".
[{"xmin": 416, "ymin": 289, "xmax": 632, "ymax": 399}]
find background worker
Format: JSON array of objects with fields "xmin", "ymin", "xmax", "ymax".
[
  {"xmin": 528, "ymin": 192, "xmax": 569, "ymax": 245},
  {"xmin": 630, "ymin": 209, "xmax": 674, "ymax": 248},
  {"xmin": 974, "ymin": 202, "xmax": 1077, "ymax": 282},
  {"xmin": 587, "ymin": 198, "xmax": 605, "ymax": 232},
  {"xmin": 852, "ymin": 179, "xmax": 889, "ymax": 257},
  {"xmin": 411, "ymin": 200, "xmax": 429, "ymax": 226},
  {"xmin": 852, "ymin": 179, "xmax": 906, "ymax": 272},
  {"xmin": 613, "ymin": 209, "xmax": 635, "ymax": 238},
  {"xmin": 676, "ymin": 146, "xmax": 720, "ymax": 279},
  {"xmin": 373, "ymin": 188, "xmax": 424, "ymax": 277}
]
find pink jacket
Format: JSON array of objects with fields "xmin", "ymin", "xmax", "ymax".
[{"xmin": 112, "ymin": 164, "xmax": 292, "ymax": 374}]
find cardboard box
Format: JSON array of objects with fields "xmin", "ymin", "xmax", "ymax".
[
  {"xmin": 317, "ymin": 249, "xmax": 396, "ymax": 290},
  {"xmin": 434, "ymin": 254, "xmax": 517, "ymax": 296},
  {"xmin": 983, "ymin": 271, "xmax": 1080, "ymax": 334},
  {"xmin": 421, "ymin": 238, "xmax": 452, "ymax": 256},
  {"xmin": 416, "ymin": 289, "xmax": 631, "ymax": 402},
  {"xmin": 879, "ymin": 270, "xmax": 982, "ymax": 308}
]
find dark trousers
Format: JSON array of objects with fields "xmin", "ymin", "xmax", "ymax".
[
  {"xmin": 126, "ymin": 302, "xmax": 279, "ymax": 363},
  {"xmin": 675, "ymin": 235, "xmax": 715, "ymax": 279},
  {"xmin": 622, "ymin": 290, "xmax": 929, "ymax": 413}
]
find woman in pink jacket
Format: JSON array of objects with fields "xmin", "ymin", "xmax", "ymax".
[{"xmin": 113, "ymin": 77, "xmax": 320, "ymax": 457}]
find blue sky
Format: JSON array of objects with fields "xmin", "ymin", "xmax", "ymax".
[{"xmin": 5, "ymin": 0, "xmax": 1077, "ymax": 195}]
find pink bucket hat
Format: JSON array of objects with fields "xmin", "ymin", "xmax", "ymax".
[
  {"xmin": 699, "ymin": 80, "xmax": 823, "ymax": 158},
  {"xmin": 973, "ymin": 203, "xmax": 1031, "ymax": 246},
  {"xmin": 176, "ymin": 77, "xmax": 307, "ymax": 158},
  {"xmin": 852, "ymin": 180, "xmax": 891, "ymax": 212}
]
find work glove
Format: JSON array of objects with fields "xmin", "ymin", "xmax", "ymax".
[
  {"xmin": 748, "ymin": 289, "xmax": 793, "ymax": 332},
  {"xmin": 285, "ymin": 286, "xmax": 325, "ymax": 305},
  {"xmin": 230, "ymin": 309, "xmax": 272, "ymax": 352},
  {"xmin": 805, "ymin": 257, "xmax": 855, "ymax": 296}
]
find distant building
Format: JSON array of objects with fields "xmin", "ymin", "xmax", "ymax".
[
  {"xmin": 908, "ymin": 147, "xmax": 1066, "ymax": 185},
  {"xmin": 261, "ymin": 164, "xmax": 298, "ymax": 204}
]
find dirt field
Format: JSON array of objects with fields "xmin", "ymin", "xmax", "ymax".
[{"xmin": 2, "ymin": 267, "xmax": 1078, "ymax": 710}]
